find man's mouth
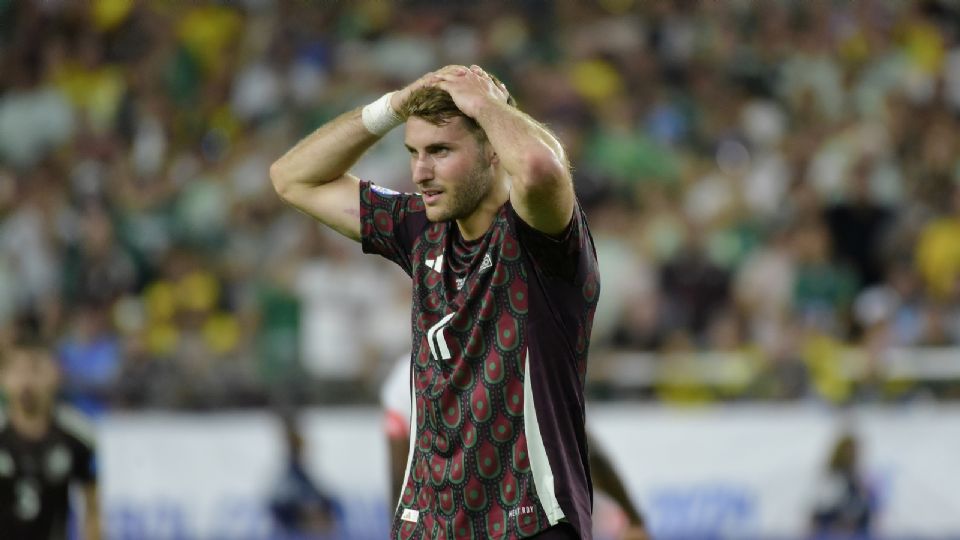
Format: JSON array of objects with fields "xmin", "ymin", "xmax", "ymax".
[{"xmin": 421, "ymin": 189, "xmax": 443, "ymax": 204}]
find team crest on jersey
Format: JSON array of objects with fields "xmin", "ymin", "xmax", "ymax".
[{"xmin": 479, "ymin": 253, "xmax": 493, "ymax": 273}]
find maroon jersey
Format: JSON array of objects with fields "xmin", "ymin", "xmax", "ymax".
[{"xmin": 360, "ymin": 181, "xmax": 599, "ymax": 539}]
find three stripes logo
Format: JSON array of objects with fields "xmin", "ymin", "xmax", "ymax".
[{"xmin": 427, "ymin": 312, "xmax": 456, "ymax": 361}]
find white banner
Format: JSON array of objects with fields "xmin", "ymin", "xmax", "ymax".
[{"xmin": 97, "ymin": 406, "xmax": 960, "ymax": 539}]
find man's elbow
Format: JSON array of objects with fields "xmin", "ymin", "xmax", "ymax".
[
  {"xmin": 269, "ymin": 161, "xmax": 293, "ymax": 201},
  {"xmin": 520, "ymin": 148, "xmax": 569, "ymax": 193}
]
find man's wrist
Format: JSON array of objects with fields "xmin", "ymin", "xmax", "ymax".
[{"xmin": 361, "ymin": 91, "xmax": 403, "ymax": 136}]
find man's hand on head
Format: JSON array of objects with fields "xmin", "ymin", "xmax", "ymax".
[
  {"xmin": 391, "ymin": 65, "xmax": 465, "ymax": 116},
  {"xmin": 468, "ymin": 65, "xmax": 511, "ymax": 104},
  {"xmin": 433, "ymin": 64, "xmax": 511, "ymax": 119}
]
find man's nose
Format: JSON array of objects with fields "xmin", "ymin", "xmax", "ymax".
[{"xmin": 412, "ymin": 155, "xmax": 434, "ymax": 184}]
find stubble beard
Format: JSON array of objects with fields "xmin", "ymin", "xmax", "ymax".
[{"xmin": 426, "ymin": 157, "xmax": 493, "ymax": 223}]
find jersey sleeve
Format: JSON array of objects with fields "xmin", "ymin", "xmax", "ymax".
[
  {"xmin": 56, "ymin": 407, "xmax": 97, "ymax": 484},
  {"xmin": 509, "ymin": 201, "xmax": 598, "ymax": 284},
  {"xmin": 359, "ymin": 181, "xmax": 430, "ymax": 277}
]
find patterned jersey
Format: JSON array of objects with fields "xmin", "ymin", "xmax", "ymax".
[
  {"xmin": 0, "ymin": 407, "xmax": 97, "ymax": 540},
  {"xmin": 360, "ymin": 181, "xmax": 600, "ymax": 539}
]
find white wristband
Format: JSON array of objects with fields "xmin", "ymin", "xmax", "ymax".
[{"xmin": 361, "ymin": 91, "xmax": 403, "ymax": 136}]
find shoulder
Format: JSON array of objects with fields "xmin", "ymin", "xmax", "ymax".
[
  {"xmin": 361, "ymin": 181, "xmax": 425, "ymax": 213},
  {"xmin": 53, "ymin": 406, "xmax": 97, "ymax": 451}
]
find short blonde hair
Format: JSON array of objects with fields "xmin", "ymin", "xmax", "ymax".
[{"xmin": 399, "ymin": 77, "xmax": 516, "ymax": 143}]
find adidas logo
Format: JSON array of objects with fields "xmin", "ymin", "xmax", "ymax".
[{"xmin": 425, "ymin": 254, "xmax": 444, "ymax": 273}]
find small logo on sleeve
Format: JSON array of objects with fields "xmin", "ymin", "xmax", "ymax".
[
  {"xmin": 371, "ymin": 184, "xmax": 400, "ymax": 196},
  {"xmin": 401, "ymin": 508, "xmax": 420, "ymax": 523}
]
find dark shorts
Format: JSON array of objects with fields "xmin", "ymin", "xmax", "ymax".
[{"xmin": 529, "ymin": 522, "xmax": 580, "ymax": 539}]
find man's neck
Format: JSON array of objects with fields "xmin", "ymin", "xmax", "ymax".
[
  {"xmin": 456, "ymin": 175, "xmax": 511, "ymax": 241},
  {"xmin": 8, "ymin": 408, "xmax": 52, "ymax": 441}
]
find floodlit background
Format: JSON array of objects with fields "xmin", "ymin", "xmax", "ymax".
[{"xmin": 1, "ymin": 0, "xmax": 959, "ymax": 538}]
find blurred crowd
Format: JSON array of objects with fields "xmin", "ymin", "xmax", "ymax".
[{"xmin": 1, "ymin": 0, "xmax": 959, "ymax": 411}]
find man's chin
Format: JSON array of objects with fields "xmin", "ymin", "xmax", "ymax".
[{"xmin": 424, "ymin": 207, "xmax": 449, "ymax": 222}]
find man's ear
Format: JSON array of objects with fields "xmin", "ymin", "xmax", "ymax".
[{"xmin": 485, "ymin": 143, "xmax": 499, "ymax": 166}]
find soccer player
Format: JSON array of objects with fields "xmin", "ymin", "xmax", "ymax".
[
  {"xmin": 271, "ymin": 64, "xmax": 599, "ymax": 538},
  {"xmin": 0, "ymin": 327, "xmax": 100, "ymax": 539},
  {"xmin": 267, "ymin": 412, "xmax": 342, "ymax": 537}
]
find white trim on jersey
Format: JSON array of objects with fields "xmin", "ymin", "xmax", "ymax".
[
  {"xmin": 523, "ymin": 350, "xmax": 565, "ymax": 525},
  {"xmin": 396, "ymin": 364, "xmax": 418, "ymax": 513},
  {"xmin": 55, "ymin": 405, "xmax": 97, "ymax": 449}
]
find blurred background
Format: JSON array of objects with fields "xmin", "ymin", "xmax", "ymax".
[{"xmin": 1, "ymin": 0, "xmax": 959, "ymax": 538}]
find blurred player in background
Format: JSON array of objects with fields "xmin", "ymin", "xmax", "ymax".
[
  {"xmin": 0, "ymin": 323, "xmax": 100, "ymax": 540},
  {"xmin": 271, "ymin": 64, "xmax": 600, "ymax": 537},
  {"xmin": 381, "ymin": 356, "xmax": 649, "ymax": 539},
  {"xmin": 811, "ymin": 431, "xmax": 875, "ymax": 538},
  {"xmin": 267, "ymin": 412, "xmax": 342, "ymax": 539}
]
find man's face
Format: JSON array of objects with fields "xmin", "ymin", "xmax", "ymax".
[
  {"xmin": 0, "ymin": 349, "xmax": 58, "ymax": 417},
  {"xmin": 404, "ymin": 116, "xmax": 494, "ymax": 223}
]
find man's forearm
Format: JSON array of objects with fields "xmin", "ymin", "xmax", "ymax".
[
  {"xmin": 269, "ymin": 107, "xmax": 380, "ymax": 196},
  {"xmin": 472, "ymin": 98, "xmax": 569, "ymax": 185}
]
